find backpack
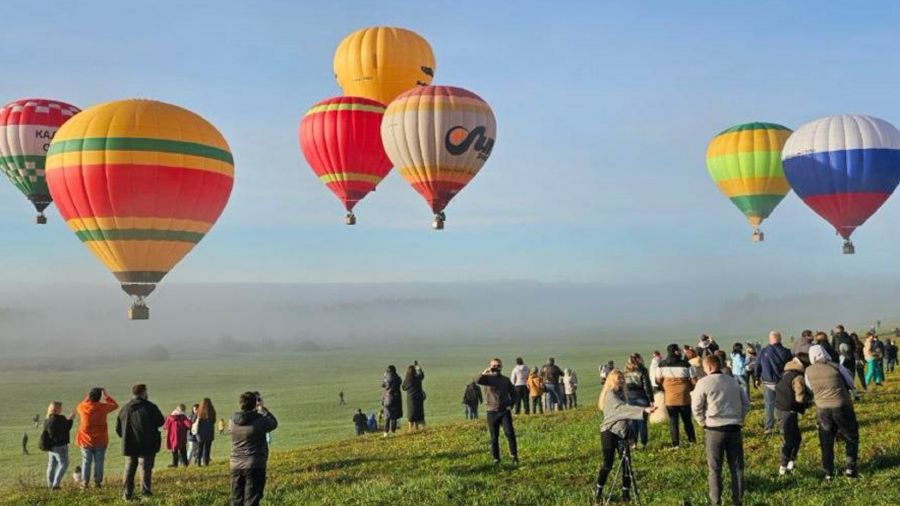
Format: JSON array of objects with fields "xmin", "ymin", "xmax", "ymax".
[{"xmin": 38, "ymin": 429, "xmax": 52, "ymax": 452}]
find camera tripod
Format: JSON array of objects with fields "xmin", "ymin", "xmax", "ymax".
[{"xmin": 600, "ymin": 441, "xmax": 642, "ymax": 506}]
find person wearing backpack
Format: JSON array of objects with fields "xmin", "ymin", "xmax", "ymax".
[
  {"xmin": 462, "ymin": 379, "xmax": 483, "ymax": 419},
  {"xmin": 42, "ymin": 401, "xmax": 75, "ymax": 489},
  {"xmin": 477, "ymin": 358, "xmax": 519, "ymax": 464},
  {"xmin": 774, "ymin": 357, "xmax": 812, "ymax": 475}
]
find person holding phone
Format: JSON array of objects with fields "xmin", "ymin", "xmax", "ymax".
[{"xmin": 477, "ymin": 358, "xmax": 518, "ymax": 464}]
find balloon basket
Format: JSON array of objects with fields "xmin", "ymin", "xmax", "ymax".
[
  {"xmin": 345, "ymin": 213, "xmax": 356, "ymax": 226},
  {"xmin": 842, "ymin": 240, "xmax": 855, "ymax": 255},
  {"xmin": 35, "ymin": 214, "xmax": 47, "ymax": 225},
  {"xmin": 128, "ymin": 304, "xmax": 150, "ymax": 320},
  {"xmin": 751, "ymin": 229, "xmax": 764, "ymax": 242},
  {"xmin": 432, "ymin": 214, "xmax": 445, "ymax": 230}
]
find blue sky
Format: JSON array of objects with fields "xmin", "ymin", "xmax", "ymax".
[{"xmin": 1, "ymin": 1, "xmax": 899, "ymax": 289}]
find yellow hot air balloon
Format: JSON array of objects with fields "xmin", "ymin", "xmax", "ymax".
[{"xmin": 333, "ymin": 26, "xmax": 435, "ymax": 105}]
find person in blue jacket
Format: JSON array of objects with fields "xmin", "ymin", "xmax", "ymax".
[{"xmin": 754, "ymin": 331, "xmax": 792, "ymax": 434}]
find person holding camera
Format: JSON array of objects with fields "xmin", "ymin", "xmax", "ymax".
[
  {"xmin": 230, "ymin": 391, "xmax": 278, "ymax": 506},
  {"xmin": 477, "ymin": 358, "xmax": 519, "ymax": 464},
  {"xmin": 594, "ymin": 369, "xmax": 656, "ymax": 503},
  {"xmin": 75, "ymin": 387, "xmax": 118, "ymax": 489}
]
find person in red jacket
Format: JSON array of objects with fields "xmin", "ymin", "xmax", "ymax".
[
  {"xmin": 164, "ymin": 404, "xmax": 192, "ymax": 467},
  {"xmin": 75, "ymin": 387, "xmax": 118, "ymax": 488}
]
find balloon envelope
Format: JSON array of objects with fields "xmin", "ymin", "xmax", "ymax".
[
  {"xmin": 706, "ymin": 122, "xmax": 792, "ymax": 230},
  {"xmin": 380, "ymin": 86, "xmax": 496, "ymax": 224},
  {"xmin": 782, "ymin": 114, "xmax": 900, "ymax": 240},
  {"xmin": 334, "ymin": 26, "xmax": 435, "ymax": 105},
  {"xmin": 299, "ymin": 96, "xmax": 392, "ymax": 217},
  {"xmin": 46, "ymin": 99, "xmax": 234, "ymax": 317},
  {"xmin": 0, "ymin": 98, "xmax": 81, "ymax": 222}
]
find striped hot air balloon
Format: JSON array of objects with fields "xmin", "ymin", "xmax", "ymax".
[
  {"xmin": 0, "ymin": 98, "xmax": 81, "ymax": 223},
  {"xmin": 45, "ymin": 99, "xmax": 234, "ymax": 319},
  {"xmin": 381, "ymin": 86, "xmax": 496, "ymax": 229},
  {"xmin": 299, "ymin": 96, "xmax": 393, "ymax": 224},
  {"xmin": 705, "ymin": 122, "xmax": 792, "ymax": 241},
  {"xmin": 782, "ymin": 114, "xmax": 900, "ymax": 254}
]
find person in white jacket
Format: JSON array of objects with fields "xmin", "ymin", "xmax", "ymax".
[
  {"xmin": 510, "ymin": 357, "xmax": 530, "ymax": 415},
  {"xmin": 563, "ymin": 368, "xmax": 579, "ymax": 408},
  {"xmin": 692, "ymin": 354, "xmax": 750, "ymax": 506}
]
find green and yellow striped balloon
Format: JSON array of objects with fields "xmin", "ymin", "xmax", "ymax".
[{"xmin": 705, "ymin": 122, "xmax": 792, "ymax": 238}]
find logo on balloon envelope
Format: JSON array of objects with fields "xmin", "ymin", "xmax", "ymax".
[{"xmin": 445, "ymin": 126, "xmax": 494, "ymax": 160}]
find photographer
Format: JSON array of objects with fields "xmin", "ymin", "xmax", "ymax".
[
  {"xmin": 595, "ymin": 369, "xmax": 656, "ymax": 502},
  {"xmin": 477, "ymin": 358, "xmax": 518, "ymax": 464},
  {"xmin": 230, "ymin": 391, "xmax": 278, "ymax": 506}
]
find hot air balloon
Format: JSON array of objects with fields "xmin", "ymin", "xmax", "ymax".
[
  {"xmin": 782, "ymin": 115, "xmax": 900, "ymax": 254},
  {"xmin": 705, "ymin": 122, "xmax": 793, "ymax": 241},
  {"xmin": 334, "ymin": 26, "xmax": 435, "ymax": 105},
  {"xmin": 45, "ymin": 99, "xmax": 234, "ymax": 319},
  {"xmin": 381, "ymin": 86, "xmax": 496, "ymax": 229},
  {"xmin": 0, "ymin": 98, "xmax": 81, "ymax": 223},
  {"xmin": 299, "ymin": 96, "xmax": 393, "ymax": 224}
]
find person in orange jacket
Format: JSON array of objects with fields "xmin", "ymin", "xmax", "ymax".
[{"xmin": 75, "ymin": 387, "xmax": 118, "ymax": 488}]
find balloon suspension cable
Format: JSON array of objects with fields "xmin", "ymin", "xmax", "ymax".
[
  {"xmin": 35, "ymin": 212, "xmax": 47, "ymax": 225},
  {"xmin": 432, "ymin": 212, "xmax": 445, "ymax": 230},
  {"xmin": 345, "ymin": 212, "xmax": 356, "ymax": 225},
  {"xmin": 842, "ymin": 239, "xmax": 855, "ymax": 255},
  {"xmin": 751, "ymin": 228, "xmax": 764, "ymax": 242}
]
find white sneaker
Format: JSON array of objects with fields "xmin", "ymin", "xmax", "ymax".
[
  {"xmin": 779, "ymin": 466, "xmax": 787, "ymax": 476},
  {"xmin": 786, "ymin": 461, "xmax": 795, "ymax": 471}
]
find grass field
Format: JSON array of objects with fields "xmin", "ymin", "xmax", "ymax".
[{"xmin": 3, "ymin": 339, "xmax": 898, "ymax": 505}]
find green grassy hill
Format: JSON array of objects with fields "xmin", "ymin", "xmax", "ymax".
[{"xmin": 7, "ymin": 374, "xmax": 899, "ymax": 505}]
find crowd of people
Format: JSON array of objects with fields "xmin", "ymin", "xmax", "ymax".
[
  {"xmin": 36, "ymin": 386, "xmax": 277, "ymax": 505},
  {"xmin": 28, "ymin": 324, "xmax": 896, "ymax": 505}
]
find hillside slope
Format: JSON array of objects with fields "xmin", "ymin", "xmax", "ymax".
[{"xmin": 8, "ymin": 379, "xmax": 900, "ymax": 505}]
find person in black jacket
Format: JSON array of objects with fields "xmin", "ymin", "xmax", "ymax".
[
  {"xmin": 193, "ymin": 398, "xmax": 217, "ymax": 466},
  {"xmin": 477, "ymin": 358, "xmax": 518, "ymax": 464},
  {"xmin": 352, "ymin": 409, "xmax": 367, "ymax": 436},
  {"xmin": 381, "ymin": 365, "xmax": 402, "ymax": 436},
  {"xmin": 832, "ymin": 325, "xmax": 866, "ymax": 392},
  {"xmin": 230, "ymin": 391, "xmax": 278, "ymax": 506},
  {"xmin": 402, "ymin": 364, "xmax": 426, "ymax": 432},
  {"xmin": 462, "ymin": 379, "xmax": 483, "ymax": 419},
  {"xmin": 43, "ymin": 401, "xmax": 75, "ymax": 489},
  {"xmin": 116, "ymin": 384, "xmax": 164, "ymax": 500}
]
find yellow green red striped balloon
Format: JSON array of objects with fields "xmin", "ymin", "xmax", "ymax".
[
  {"xmin": 45, "ymin": 99, "xmax": 234, "ymax": 318},
  {"xmin": 705, "ymin": 122, "xmax": 792, "ymax": 232}
]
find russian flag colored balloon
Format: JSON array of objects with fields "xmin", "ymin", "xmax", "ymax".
[{"xmin": 782, "ymin": 115, "xmax": 900, "ymax": 254}]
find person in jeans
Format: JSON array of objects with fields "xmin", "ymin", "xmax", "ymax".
[
  {"xmin": 462, "ymin": 378, "xmax": 483, "ymax": 419},
  {"xmin": 163, "ymin": 404, "xmax": 192, "ymax": 468},
  {"xmin": 526, "ymin": 367, "xmax": 544, "ymax": 414},
  {"xmin": 594, "ymin": 369, "xmax": 656, "ymax": 502},
  {"xmin": 692, "ymin": 354, "xmax": 750, "ymax": 506},
  {"xmin": 655, "ymin": 344, "xmax": 697, "ymax": 448},
  {"xmin": 754, "ymin": 331, "xmax": 792, "ymax": 434},
  {"xmin": 230, "ymin": 391, "xmax": 278, "ymax": 506},
  {"xmin": 477, "ymin": 358, "xmax": 518, "ymax": 464},
  {"xmin": 510, "ymin": 357, "xmax": 530, "ymax": 415},
  {"xmin": 623, "ymin": 354, "xmax": 653, "ymax": 449},
  {"xmin": 186, "ymin": 404, "xmax": 199, "ymax": 463},
  {"xmin": 774, "ymin": 356, "xmax": 811, "ymax": 475},
  {"xmin": 563, "ymin": 368, "xmax": 579, "ymax": 408},
  {"xmin": 193, "ymin": 398, "xmax": 218, "ymax": 466},
  {"xmin": 43, "ymin": 401, "xmax": 75, "ymax": 489},
  {"xmin": 540, "ymin": 357, "xmax": 564, "ymax": 412},
  {"xmin": 117, "ymin": 384, "xmax": 164, "ymax": 500},
  {"xmin": 75, "ymin": 387, "xmax": 118, "ymax": 488},
  {"xmin": 805, "ymin": 345, "xmax": 859, "ymax": 479}
]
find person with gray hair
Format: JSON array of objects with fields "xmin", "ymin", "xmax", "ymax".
[{"xmin": 754, "ymin": 330, "xmax": 792, "ymax": 434}]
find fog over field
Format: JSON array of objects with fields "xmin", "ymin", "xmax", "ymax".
[{"xmin": 1, "ymin": 277, "xmax": 896, "ymax": 363}]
